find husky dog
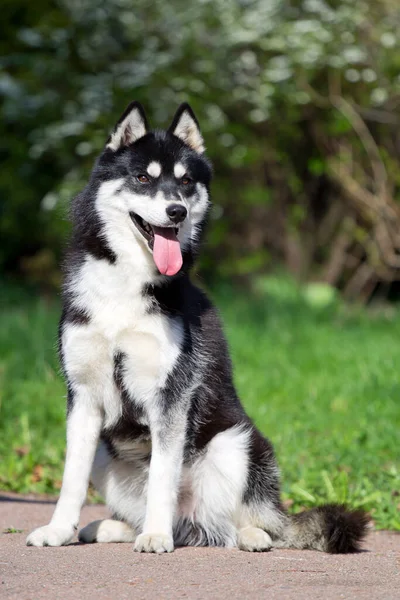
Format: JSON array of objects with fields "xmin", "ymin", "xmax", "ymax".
[{"xmin": 27, "ymin": 103, "xmax": 368, "ymax": 553}]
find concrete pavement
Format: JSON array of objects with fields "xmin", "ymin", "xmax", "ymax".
[{"xmin": 1, "ymin": 495, "xmax": 399, "ymax": 599}]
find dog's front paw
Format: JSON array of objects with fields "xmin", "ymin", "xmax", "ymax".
[
  {"xmin": 134, "ymin": 533, "xmax": 174, "ymax": 554},
  {"xmin": 26, "ymin": 524, "xmax": 75, "ymax": 547}
]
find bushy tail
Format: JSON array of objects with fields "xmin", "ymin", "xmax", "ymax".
[{"xmin": 275, "ymin": 504, "xmax": 370, "ymax": 554}]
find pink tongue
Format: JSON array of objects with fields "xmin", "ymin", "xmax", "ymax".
[{"xmin": 152, "ymin": 227, "xmax": 183, "ymax": 276}]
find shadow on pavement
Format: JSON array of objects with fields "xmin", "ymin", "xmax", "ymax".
[{"xmin": 0, "ymin": 494, "xmax": 56, "ymax": 505}]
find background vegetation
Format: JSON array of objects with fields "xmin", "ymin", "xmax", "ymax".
[
  {"xmin": 0, "ymin": 1, "xmax": 399, "ymax": 528},
  {"xmin": 1, "ymin": 280, "xmax": 399, "ymax": 529},
  {"xmin": 2, "ymin": 0, "xmax": 400, "ymax": 297}
]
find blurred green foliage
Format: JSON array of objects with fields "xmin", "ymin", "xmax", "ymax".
[
  {"xmin": 1, "ymin": 278, "xmax": 399, "ymax": 528},
  {"xmin": 1, "ymin": 0, "xmax": 400, "ymax": 287}
]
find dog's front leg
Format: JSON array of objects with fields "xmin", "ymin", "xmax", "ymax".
[
  {"xmin": 26, "ymin": 394, "xmax": 102, "ymax": 547},
  {"xmin": 134, "ymin": 415, "xmax": 186, "ymax": 554}
]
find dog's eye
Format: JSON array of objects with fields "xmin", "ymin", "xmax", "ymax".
[
  {"xmin": 181, "ymin": 176, "xmax": 192, "ymax": 185},
  {"xmin": 137, "ymin": 174, "xmax": 150, "ymax": 184}
]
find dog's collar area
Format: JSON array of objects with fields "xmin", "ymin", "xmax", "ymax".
[{"xmin": 129, "ymin": 213, "xmax": 179, "ymax": 251}]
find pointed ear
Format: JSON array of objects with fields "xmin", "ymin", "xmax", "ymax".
[
  {"xmin": 168, "ymin": 103, "xmax": 205, "ymax": 154},
  {"xmin": 107, "ymin": 101, "xmax": 149, "ymax": 151}
]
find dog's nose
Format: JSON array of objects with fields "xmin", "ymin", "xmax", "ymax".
[{"xmin": 166, "ymin": 204, "xmax": 187, "ymax": 224}]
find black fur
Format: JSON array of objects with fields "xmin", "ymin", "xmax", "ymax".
[
  {"xmin": 318, "ymin": 504, "xmax": 370, "ymax": 554},
  {"xmin": 69, "ymin": 189, "xmax": 117, "ymax": 265},
  {"xmin": 168, "ymin": 102, "xmax": 201, "ymax": 135},
  {"xmin": 110, "ymin": 100, "xmax": 150, "ymax": 136},
  {"xmin": 58, "ymin": 102, "xmax": 369, "ymax": 554},
  {"xmin": 101, "ymin": 352, "xmax": 150, "ymax": 454},
  {"xmin": 243, "ymin": 428, "xmax": 282, "ymax": 508},
  {"xmin": 60, "ymin": 128, "xmax": 212, "ymax": 319}
]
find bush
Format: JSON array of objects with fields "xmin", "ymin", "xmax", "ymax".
[{"xmin": 1, "ymin": 0, "xmax": 400, "ymax": 298}]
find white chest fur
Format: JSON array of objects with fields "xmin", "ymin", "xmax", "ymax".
[{"xmin": 62, "ymin": 255, "xmax": 183, "ymax": 427}]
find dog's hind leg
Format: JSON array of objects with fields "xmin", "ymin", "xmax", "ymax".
[
  {"xmin": 237, "ymin": 526, "xmax": 273, "ymax": 552},
  {"xmin": 236, "ymin": 501, "xmax": 287, "ymax": 551},
  {"xmin": 235, "ymin": 428, "xmax": 287, "ymax": 552},
  {"xmin": 178, "ymin": 425, "xmax": 251, "ymax": 548},
  {"xmin": 79, "ymin": 519, "xmax": 136, "ymax": 543}
]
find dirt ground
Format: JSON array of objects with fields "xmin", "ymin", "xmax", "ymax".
[{"xmin": 0, "ymin": 495, "xmax": 399, "ymax": 599}]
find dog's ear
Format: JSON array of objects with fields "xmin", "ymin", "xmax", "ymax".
[
  {"xmin": 168, "ymin": 103, "xmax": 205, "ymax": 154},
  {"xmin": 107, "ymin": 101, "xmax": 149, "ymax": 151}
]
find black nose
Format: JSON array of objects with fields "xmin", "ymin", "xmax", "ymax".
[{"xmin": 166, "ymin": 204, "xmax": 187, "ymax": 224}]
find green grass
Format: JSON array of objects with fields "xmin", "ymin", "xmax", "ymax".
[
  {"xmin": 0, "ymin": 277, "xmax": 399, "ymax": 529},
  {"xmin": 3, "ymin": 527, "xmax": 23, "ymax": 534}
]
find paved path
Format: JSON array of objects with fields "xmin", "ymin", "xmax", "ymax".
[{"xmin": 1, "ymin": 495, "xmax": 399, "ymax": 599}]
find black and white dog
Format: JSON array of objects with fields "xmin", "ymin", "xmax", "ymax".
[{"xmin": 27, "ymin": 103, "xmax": 368, "ymax": 553}]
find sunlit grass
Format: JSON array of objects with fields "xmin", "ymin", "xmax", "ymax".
[{"xmin": 0, "ymin": 278, "xmax": 399, "ymax": 529}]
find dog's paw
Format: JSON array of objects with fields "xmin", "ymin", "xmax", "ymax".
[
  {"xmin": 79, "ymin": 519, "xmax": 136, "ymax": 544},
  {"xmin": 26, "ymin": 524, "xmax": 75, "ymax": 547},
  {"xmin": 134, "ymin": 533, "xmax": 174, "ymax": 554},
  {"xmin": 237, "ymin": 527, "xmax": 272, "ymax": 552}
]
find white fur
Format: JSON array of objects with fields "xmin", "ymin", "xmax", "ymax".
[
  {"xmin": 179, "ymin": 425, "xmax": 251, "ymax": 547},
  {"xmin": 138, "ymin": 414, "xmax": 187, "ymax": 551},
  {"xmin": 79, "ymin": 519, "xmax": 136, "ymax": 543},
  {"xmin": 112, "ymin": 438, "xmax": 151, "ymax": 462},
  {"xmin": 26, "ymin": 401, "xmax": 103, "ymax": 546},
  {"xmin": 174, "ymin": 183, "xmax": 210, "ymax": 252},
  {"xmin": 86, "ymin": 425, "xmax": 252, "ymax": 550},
  {"xmin": 238, "ymin": 527, "xmax": 272, "ymax": 552},
  {"xmin": 27, "ymin": 177, "xmax": 190, "ymax": 548},
  {"xmin": 94, "ymin": 178, "xmax": 209, "ymax": 258},
  {"xmin": 134, "ymin": 533, "xmax": 173, "ymax": 553},
  {"xmin": 147, "ymin": 161, "xmax": 161, "ymax": 178},
  {"xmin": 119, "ymin": 322, "xmax": 183, "ymax": 408},
  {"xmin": 91, "ymin": 441, "xmax": 149, "ymax": 530},
  {"xmin": 174, "ymin": 162, "xmax": 186, "ymax": 178},
  {"xmin": 118, "ymin": 188, "xmax": 182, "ymax": 228},
  {"xmin": 63, "ymin": 182, "xmax": 185, "ymax": 423},
  {"xmin": 239, "ymin": 499, "xmax": 285, "ymax": 538},
  {"xmin": 172, "ymin": 111, "xmax": 205, "ymax": 154},
  {"xmin": 107, "ymin": 106, "xmax": 147, "ymax": 151},
  {"xmin": 26, "ymin": 523, "xmax": 76, "ymax": 547},
  {"xmin": 27, "ymin": 169, "xmax": 249, "ymax": 553},
  {"xmin": 95, "ymin": 179, "xmax": 156, "ymax": 278}
]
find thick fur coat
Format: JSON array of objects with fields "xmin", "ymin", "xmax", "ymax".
[{"xmin": 27, "ymin": 103, "xmax": 369, "ymax": 554}]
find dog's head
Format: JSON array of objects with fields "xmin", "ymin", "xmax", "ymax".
[{"xmin": 93, "ymin": 102, "xmax": 212, "ymax": 277}]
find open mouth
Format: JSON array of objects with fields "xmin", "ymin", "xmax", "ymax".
[
  {"xmin": 129, "ymin": 213, "xmax": 182, "ymax": 277},
  {"xmin": 130, "ymin": 213, "xmax": 178, "ymax": 250}
]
